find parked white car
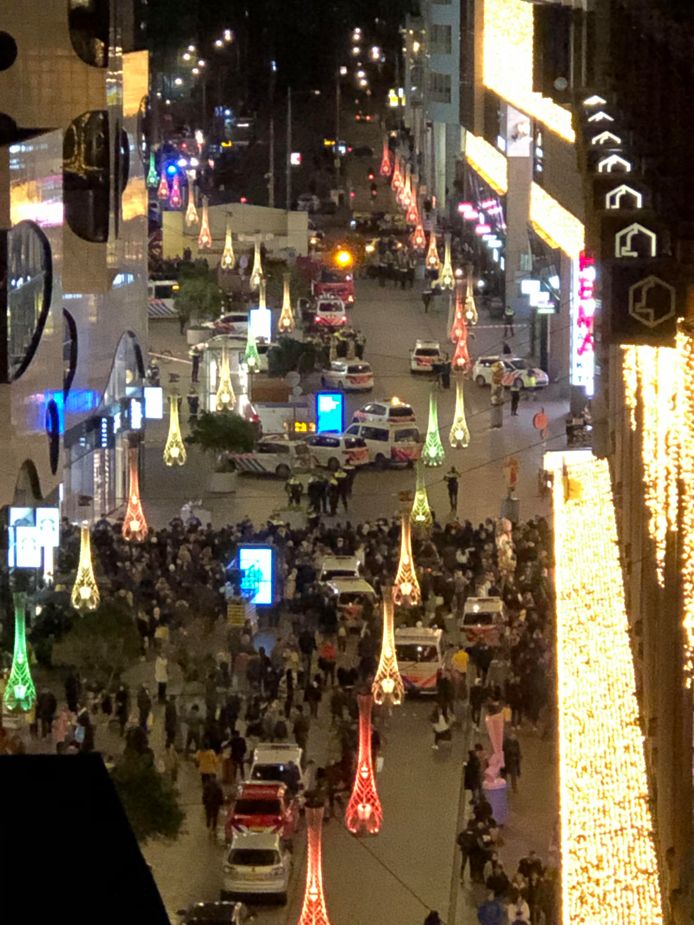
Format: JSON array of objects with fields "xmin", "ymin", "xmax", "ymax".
[
  {"xmin": 229, "ymin": 435, "xmax": 310, "ymax": 477},
  {"xmin": 410, "ymin": 340, "xmax": 444, "ymax": 374},
  {"xmin": 320, "ymin": 359, "xmax": 374, "ymax": 391},
  {"xmin": 472, "ymin": 356, "xmax": 549, "ymax": 389},
  {"xmin": 305, "ymin": 433, "xmax": 369, "ymax": 470},
  {"xmin": 352, "ymin": 397, "xmax": 416, "ymax": 425},
  {"xmin": 222, "ymin": 831, "xmax": 291, "ymax": 903}
]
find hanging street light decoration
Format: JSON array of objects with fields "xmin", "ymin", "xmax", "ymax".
[
  {"xmin": 425, "ymin": 232, "xmax": 441, "ymax": 273},
  {"xmin": 410, "ymin": 458, "xmax": 434, "ymax": 533},
  {"xmin": 449, "ymin": 286, "xmax": 466, "ymax": 342},
  {"xmin": 464, "ymin": 265, "xmax": 479, "ymax": 324},
  {"xmin": 147, "ymin": 150, "xmax": 159, "ymax": 188},
  {"xmin": 122, "ymin": 447, "xmax": 149, "ymax": 542},
  {"xmin": 220, "ymin": 220, "xmax": 236, "ymax": 270},
  {"xmin": 169, "ymin": 172, "xmax": 183, "ymax": 209},
  {"xmin": 379, "ymin": 137, "xmax": 392, "ymax": 177},
  {"xmin": 435, "ymin": 233, "xmax": 455, "ymax": 290},
  {"xmin": 278, "ymin": 273, "xmax": 295, "ymax": 333},
  {"xmin": 249, "ymin": 239, "xmax": 264, "ymax": 290},
  {"xmin": 390, "ymin": 157, "xmax": 404, "ymax": 195},
  {"xmin": 197, "ymin": 196, "xmax": 213, "ymax": 249},
  {"xmin": 184, "ymin": 183, "xmax": 199, "ymax": 227},
  {"xmin": 163, "ymin": 394, "xmax": 187, "ymax": 466},
  {"xmin": 215, "ymin": 346, "xmax": 236, "ymax": 410},
  {"xmin": 70, "ymin": 522, "xmax": 100, "ymax": 612},
  {"xmin": 392, "ymin": 513, "xmax": 422, "ymax": 606},
  {"xmin": 451, "ymin": 319, "xmax": 472, "ymax": 373},
  {"xmin": 297, "ymin": 803, "xmax": 333, "ymax": 925},
  {"xmin": 410, "ymin": 221, "xmax": 427, "ymax": 252},
  {"xmin": 3, "ymin": 593, "xmax": 36, "ymax": 715},
  {"xmin": 157, "ymin": 166, "xmax": 169, "ymax": 200},
  {"xmin": 400, "ymin": 168, "xmax": 414, "ymax": 211},
  {"xmin": 405, "ymin": 196, "xmax": 419, "ymax": 226},
  {"xmin": 450, "ymin": 375, "xmax": 471, "ymax": 448},
  {"xmin": 345, "ymin": 693, "xmax": 384, "ymax": 835},
  {"xmin": 244, "ymin": 323, "xmax": 260, "ymax": 372},
  {"xmin": 258, "ymin": 278, "xmax": 267, "ymax": 310},
  {"xmin": 372, "ymin": 596, "xmax": 405, "ymax": 706},
  {"xmin": 423, "ymin": 389, "xmax": 445, "ymax": 467}
]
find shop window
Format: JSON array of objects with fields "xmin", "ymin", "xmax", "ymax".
[
  {"xmin": 45, "ymin": 400, "xmax": 61, "ymax": 475},
  {"xmin": 429, "ymin": 71, "xmax": 451, "ymax": 104},
  {"xmin": 63, "ymin": 309, "xmax": 78, "ymax": 397},
  {"xmin": 0, "ymin": 32, "xmax": 18, "ymax": 72},
  {"xmin": 430, "ymin": 24, "xmax": 452, "ymax": 55},
  {"xmin": 68, "ymin": 0, "xmax": 109, "ymax": 68},
  {"xmin": 6, "ymin": 221, "xmax": 53, "ymax": 381},
  {"xmin": 63, "ymin": 110, "xmax": 109, "ymax": 243}
]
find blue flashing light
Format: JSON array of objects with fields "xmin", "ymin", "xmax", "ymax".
[{"xmin": 166, "ymin": 163, "xmax": 177, "ymax": 176}]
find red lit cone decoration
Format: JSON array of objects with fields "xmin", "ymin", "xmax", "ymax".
[
  {"xmin": 169, "ymin": 173, "xmax": 183, "ymax": 209},
  {"xmin": 372, "ymin": 597, "xmax": 404, "ymax": 706},
  {"xmin": 345, "ymin": 693, "xmax": 383, "ymax": 835},
  {"xmin": 379, "ymin": 138, "xmax": 392, "ymax": 177},
  {"xmin": 157, "ymin": 167, "xmax": 169, "ymax": 201},
  {"xmin": 392, "ymin": 513, "xmax": 421, "ymax": 606},
  {"xmin": 449, "ymin": 286, "xmax": 466, "ymax": 343},
  {"xmin": 391, "ymin": 158, "xmax": 403, "ymax": 195},
  {"xmin": 425, "ymin": 232, "xmax": 440, "ymax": 273},
  {"xmin": 452, "ymin": 325, "xmax": 471, "ymax": 373},
  {"xmin": 297, "ymin": 804, "xmax": 332, "ymax": 925},
  {"xmin": 410, "ymin": 221, "xmax": 427, "ymax": 252},
  {"xmin": 122, "ymin": 448, "xmax": 148, "ymax": 542},
  {"xmin": 405, "ymin": 197, "xmax": 419, "ymax": 226}
]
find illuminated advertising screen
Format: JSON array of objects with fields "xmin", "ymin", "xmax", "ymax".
[
  {"xmin": 36, "ymin": 508, "xmax": 60, "ymax": 547},
  {"xmin": 316, "ymin": 391, "xmax": 344, "ymax": 433},
  {"xmin": 571, "ymin": 252, "xmax": 596, "ymax": 397},
  {"xmin": 144, "ymin": 386, "xmax": 164, "ymax": 419},
  {"xmin": 238, "ymin": 546, "xmax": 274, "ymax": 605}
]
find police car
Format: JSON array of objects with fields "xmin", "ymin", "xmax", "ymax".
[
  {"xmin": 472, "ymin": 356, "xmax": 549, "ymax": 390},
  {"xmin": 228, "ymin": 435, "xmax": 310, "ymax": 477}
]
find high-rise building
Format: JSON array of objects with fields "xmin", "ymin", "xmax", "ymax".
[{"xmin": 0, "ymin": 1, "xmax": 149, "ymax": 522}]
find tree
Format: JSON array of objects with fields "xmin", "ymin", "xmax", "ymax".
[
  {"xmin": 51, "ymin": 600, "xmax": 141, "ymax": 688},
  {"xmin": 268, "ymin": 336, "xmax": 323, "ymax": 377},
  {"xmin": 186, "ymin": 411, "xmax": 257, "ymax": 470},
  {"xmin": 112, "ymin": 749, "xmax": 184, "ymax": 843},
  {"xmin": 175, "ymin": 272, "xmax": 222, "ymax": 327}
]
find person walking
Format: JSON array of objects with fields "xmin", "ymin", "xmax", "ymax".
[
  {"xmin": 440, "ymin": 354, "xmax": 452, "ymax": 390},
  {"xmin": 503, "ymin": 304, "xmax": 515, "ymax": 337},
  {"xmin": 185, "ymin": 703, "xmax": 203, "ymax": 755},
  {"xmin": 469, "ymin": 678, "xmax": 486, "ymax": 730},
  {"xmin": 304, "ymin": 675, "xmax": 322, "ymax": 719},
  {"xmin": 154, "ymin": 653, "xmax": 169, "ymax": 703},
  {"xmin": 510, "ymin": 380, "xmax": 521, "ymax": 416},
  {"xmin": 196, "ymin": 741, "xmax": 219, "ymax": 786},
  {"xmin": 229, "ymin": 729, "xmax": 247, "ymax": 781},
  {"xmin": 422, "ymin": 289, "xmax": 432, "ymax": 313},
  {"xmin": 504, "ymin": 732, "xmax": 522, "ymax": 793},
  {"xmin": 430, "ymin": 704, "xmax": 451, "ymax": 750},
  {"xmin": 137, "ymin": 684, "xmax": 152, "ymax": 730},
  {"xmin": 202, "ymin": 776, "xmax": 225, "ymax": 834},
  {"xmin": 318, "ymin": 637, "xmax": 337, "ymax": 686},
  {"xmin": 334, "ymin": 467, "xmax": 349, "ymax": 512},
  {"xmin": 444, "ymin": 466, "xmax": 460, "ymax": 511},
  {"xmin": 164, "ymin": 695, "xmax": 178, "ymax": 749},
  {"xmin": 37, "ymin": 688, "xmax": 57, "ymax": 739},
  {"xmin": 115, "ymin": 683, "xmax": 129, "ymax": 736},
  {"xmin": 464, "ymin": 748, "xmax": 482, "ymax": 803},
  {"xmin": 457, "ymin": 821, "xmax": 478, "ymax": 882},
  {"xmin": 293, "ymin": 705, "xmax": 310, "ymax": 755}
]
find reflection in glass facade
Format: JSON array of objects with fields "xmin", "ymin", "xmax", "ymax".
[{"xmin": 7, "ymin": 220, "xmax": 52, "ymax": 380}]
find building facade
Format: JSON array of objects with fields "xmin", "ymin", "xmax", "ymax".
[{"xmin": 0, "ymin": 1, "xmax": 149, "ymax": 523}]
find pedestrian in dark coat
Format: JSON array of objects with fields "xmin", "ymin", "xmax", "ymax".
[
  {"xmin": 504, "ymin": 732, "xmax": 522, "ymax": 792},
  {"xmin": 464, "ymin": 749, "xmax": 482, "ymax": 802},
  {"xmin": 202, "ymin": 777, "xmax": 225, "ymax": 832}
]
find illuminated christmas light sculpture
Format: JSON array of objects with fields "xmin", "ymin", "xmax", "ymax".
[
  {"xmin": 464, "ymin": 266, "xmax": 479, "ymax": 323},
  {"xmin": 390, "ymin": 158, "xmax": 403, "ymax": 195},
  {"xmin": 258, "ymin": 278, "xmax": 267, "ymax": 309},
  {"xmin": 449, "ymin": 288, "xmax": 466, "ymax": 342},
  {"xmin": 3, "ymin": 594, "xmax": 36, "ymax": 714},
  {"xmin": 435, "ymin": 234, "xmax": 455, "ymax": 290},
  {"xmin": 410, "ymin": 459, "xmax": 433, "ymax": 533},
  {"xmin": 397, "ymin": 167, "xmax": 412, "ymax": 210},
  {"xmin": 450, "ymin": 376, "xmax": 471, "ymax": 448},
  {"xmin": 392, "ymin": 515, "xmax": 421, "ymax": 606},
  {"xmin": 379, "ymin": 138, "xmax": 392, "ymax": 177},
  {"xmin": 215, "ymin": 347, "xmax": 236, "ymax": 410},
  {"xmin": 147, "ymin": 150, "xmax": 159, "ymax": 188},
  {"xmin": 249, "ymin": 240, "xmax": 264, "ymax": 290},
  {"xmin": 425, "ymin": 232, "xmax": 441, "ymax": 273},
  {"xmin": 452, "ymin": 315, "xmax": 471, "ymax": 373},
  {"xmin": 169, "ymin": 172, "xmax": 183, "ymax": 209},
  {"xmin": 244, "ymin": 324, "xmax": 260, "ymax": 372},
  {"xmin": 70, "ymin": 523, "xmax": 100, "ymax": 612},
  {"xmin": 278, "ymin": 273, "xmax": 295, "ymax": 333},
  {"xmin": 405, "ymin": 197, "xmax": 419, "ymax": 226},
  {"xmin": 372, "ymin": 597, "xmax": 404, "ymax": 706},
  {"xmin": 122, "ymin": 447, "xmax": 148, "ymax": 542},
  {"xmin": 220, "ymin": 221, "xmax": 236, "ymax": 270},
  {"xmin": 163, "ymin": 395, "xmax": 187, "ymax": 466},
  {"xmin": 197, "ymin": 196, "xmax": 212, "ymax": 249},
  {"xmin": 184, "ymin": 184, "xmax": 199, "ymax": 227},
  {"xmin": 410, "ymin": 221, "xmax": 427, "ymax": 252},
  {"xmin": 297, "ymin": 804, "xmax": 332, "ymax": 925},
  {"xmin": 157, "ymin": 167, "xmax": 169, "ymax": 200},
  {"xmin": 423, "ymin": 389, "xmax": 445, "ymax": 467},
  {"xmin": 345, "ymin": 693, "xmax": 383, "ymax": 835}
]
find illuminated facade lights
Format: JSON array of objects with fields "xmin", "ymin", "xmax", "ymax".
[
  {"xmin": 157, "ymin": 167, "xmax": 169, "ymax": 200},
  {"xmin": 549, "ymin": 452, "xmax": 662, "ymax": 925},
  {"xmin": 674, "ymin": 328, "xmax": 694, "ymax": 682},
  {"xmin": 392, "ymin": 514, "xmax": 421, "ymax": 607},
  {"xmin": 530, "ymin": 184, "xmax": 584, "ymax": 258},
  {"xmin": 185, "ymin": 184, "xmax": 199, "ymax": 226},
  {"xmin": 3, "ymin": 594, "xmax": 36, "ymax": 714},
  {"xmin": 122, "ymin": 448, "xmax": 149, "ymax": 542},
  {"xmin": 215, "ymin": 347, "xmax": 236, "ymax": 410},
  {"xmin": 197, "ymin": 196, "xmax": 213, "ymax": 249},
  {"xmin": 163, "ymin": 395, "xmax": 187, "ymax": 466},
  {"xmin": 465, "ymin": 133, "xmax": 508, "ymax": 195},
  {"xmin": 220, "ymin": 221, "xmax": 236, "ymax": 270},
  {"xmin": 345, "ymin": 693, "xmax": 383, "ymax": 835},
  {"xmin": 379, "ymin": 138, "xmax": 392, "ymax": 177},
  {"xmin": 278, "ymin": 273, "xmax": 295, "ymax": 333},
  {"xmin": 422, "ymin": 389, "xmax": 445, "ymax": 466},
  {"xmin": 372, "ymin": 598, "xmax": 405, "ymax": 706},
  {"xmin": 450, "ymin": 375, "xmax": 470, "ymax": 448},
  {"xmin": 297, "ymin": 805, "xmax": 332, "ymax": 925},
  {"xmin": 249, "ymin": 240, "xmax": 264, "ymax": 290},
  {"xmin": 70, "ymin": 522, "xmax": 100, "ymax": 612},
  {"xmin": 410, "ymin": 458, "xmax": 433, "ymax": 533},
  {"xmin": 169, "ymin": 172, "xmax": 183, "ymax": 209},
  {"xmin": 425, "ymin": 233, "xmax": 441, "ymax": 273},
  {"xmin": 435, "ymin": 234, "xmax": 455, "ymax": 290}
]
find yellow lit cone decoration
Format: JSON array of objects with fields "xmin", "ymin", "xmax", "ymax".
[
  {"xmin": 70, "ymin": 522, "xmax": 100, "ymax": 612},
  {"xmin": 435, "ymin": 233, "xmax": 455, "ymax": 290},
  {"xmin": 464, "ymin": 265, "xmax": 478, "ymax": 324},
  {"xmin": 258, "ymin": 277, "xmax": 267, "ymax": 309},
  {"xmin": 372, "ymin": 596, "xmax": 405, "ymax": 706},
  {"xmin": 163, "ymin": 395, "xmax": 187, "ymax": 466},
  {"xmin": 249, "ymin": 240, "xmax": 264, "ymax": 290},
  {"xmin": 215, "ymin": 347, "xmax": 236, "ymax": 410},
  {"xmin": 122, "ymin": 448, "xmax": 149, "ymax": 542},
  {"xmin": 379, "ymin": 137, "xmax": 392, "ymax": 177},
  {"xmin": 450, "ymin": 375, "xmax": 471, "ymax": 448},
  {"xmin": 220, "ymin": 220, "xmax": 236, "ymax": 270},
  {"xmin": 278, "ymin": 273, "xmax": 295, "ymax": 334},
  {"xmin": 410, "ymin": 459, "xmax": 433, "ymax": 533},
  {"xmin": 197, "ymin": 196, "xmax": 212, "ymax": 249},
  {"xmin": 425, "ymin": 232, "xmax": 441, "ymax": 273},
  {"xmin": 392, "ymin": 513, "xmax": 421, "ymax": 607},
  {"xmin": 184, "ymin": 182, "xmax": 199, "ymax": 227}
]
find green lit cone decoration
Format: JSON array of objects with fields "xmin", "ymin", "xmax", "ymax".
[
  {"xmin": 3, "ymin": 593, "xmax": 36, "ymax": 713},
  {"xmin": 422, "ymin": 389, "xmax": 445, "ymax": 467}
]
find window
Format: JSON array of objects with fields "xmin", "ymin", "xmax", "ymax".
[
  {"xmin": 389, "ymin": 405, "xmax": 415, "ymax": 418},
  {"xmin": 63, "ymin": 309, "xmax": 78, "ymax": 396},
  {"xmin": 6, "ymin": 221, "xmax": 53, "ymax": 381},
  {"xmin": 361, "ymin": 426, "xmax": 388, "ymax": 442},
  {"xmin": 430, "ymin": 24, "xmax": 452, "ymax": 55},
  {"xmin": 312, "ymin": 435, "xmax": 339, "ymax": 448},
  {"xmin": 347, "ymin": 364, "xmax": 370, "ymax": 374},
  {"xmin": 228, "ymin": 849, "xmax": 280, "ymax": 867},
  {"xmin": 396, "ymin": 644, "xmax": 438, "ymax": 661},
  {"xmin": 63, "ymin": 110, "xmax": 109, "ymax": 242},
  {"xmin": 394, "ymin": 428, "xmax": 420, "ymax": 443},
  {"xmin": 345, "ymin": 425, "xmax": 360, "ymax": 436},
  {"xmin": 345, "ymin": 437, "xmax": 366, "ymax": 449},
  {"xmin": 429, "ymin": 72, "xmax": 451, "ymax": 104},
  {"xmin": 233, "ymin": 800, "xmax": 282, "ymax": 816},
  {"xmin": 68, "ymin": 0, "xmax": 109, "ymax": 67}
]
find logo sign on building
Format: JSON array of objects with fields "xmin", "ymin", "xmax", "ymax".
[
  {"xmin": 249, "ymin": 306, "xmax": 272, "ymax": 343},
  {"xmin": 6, "ymin": 506, "xmax": 60, "ymax": 569},
  {"xmin": 604, "ymin": 259, "xmax": 681, "ymax": 345},
  {"xmin": 571, "ymin": 252, "xmax": 597, "ymax": 397}
]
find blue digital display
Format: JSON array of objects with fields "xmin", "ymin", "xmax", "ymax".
[
  {"xmin": 316, "ymin": 391, "xmax": 344, "ymax": 434},
  {"xmin": 238, "ymin": 546, "xmax": 274, "ymax": 606}
]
